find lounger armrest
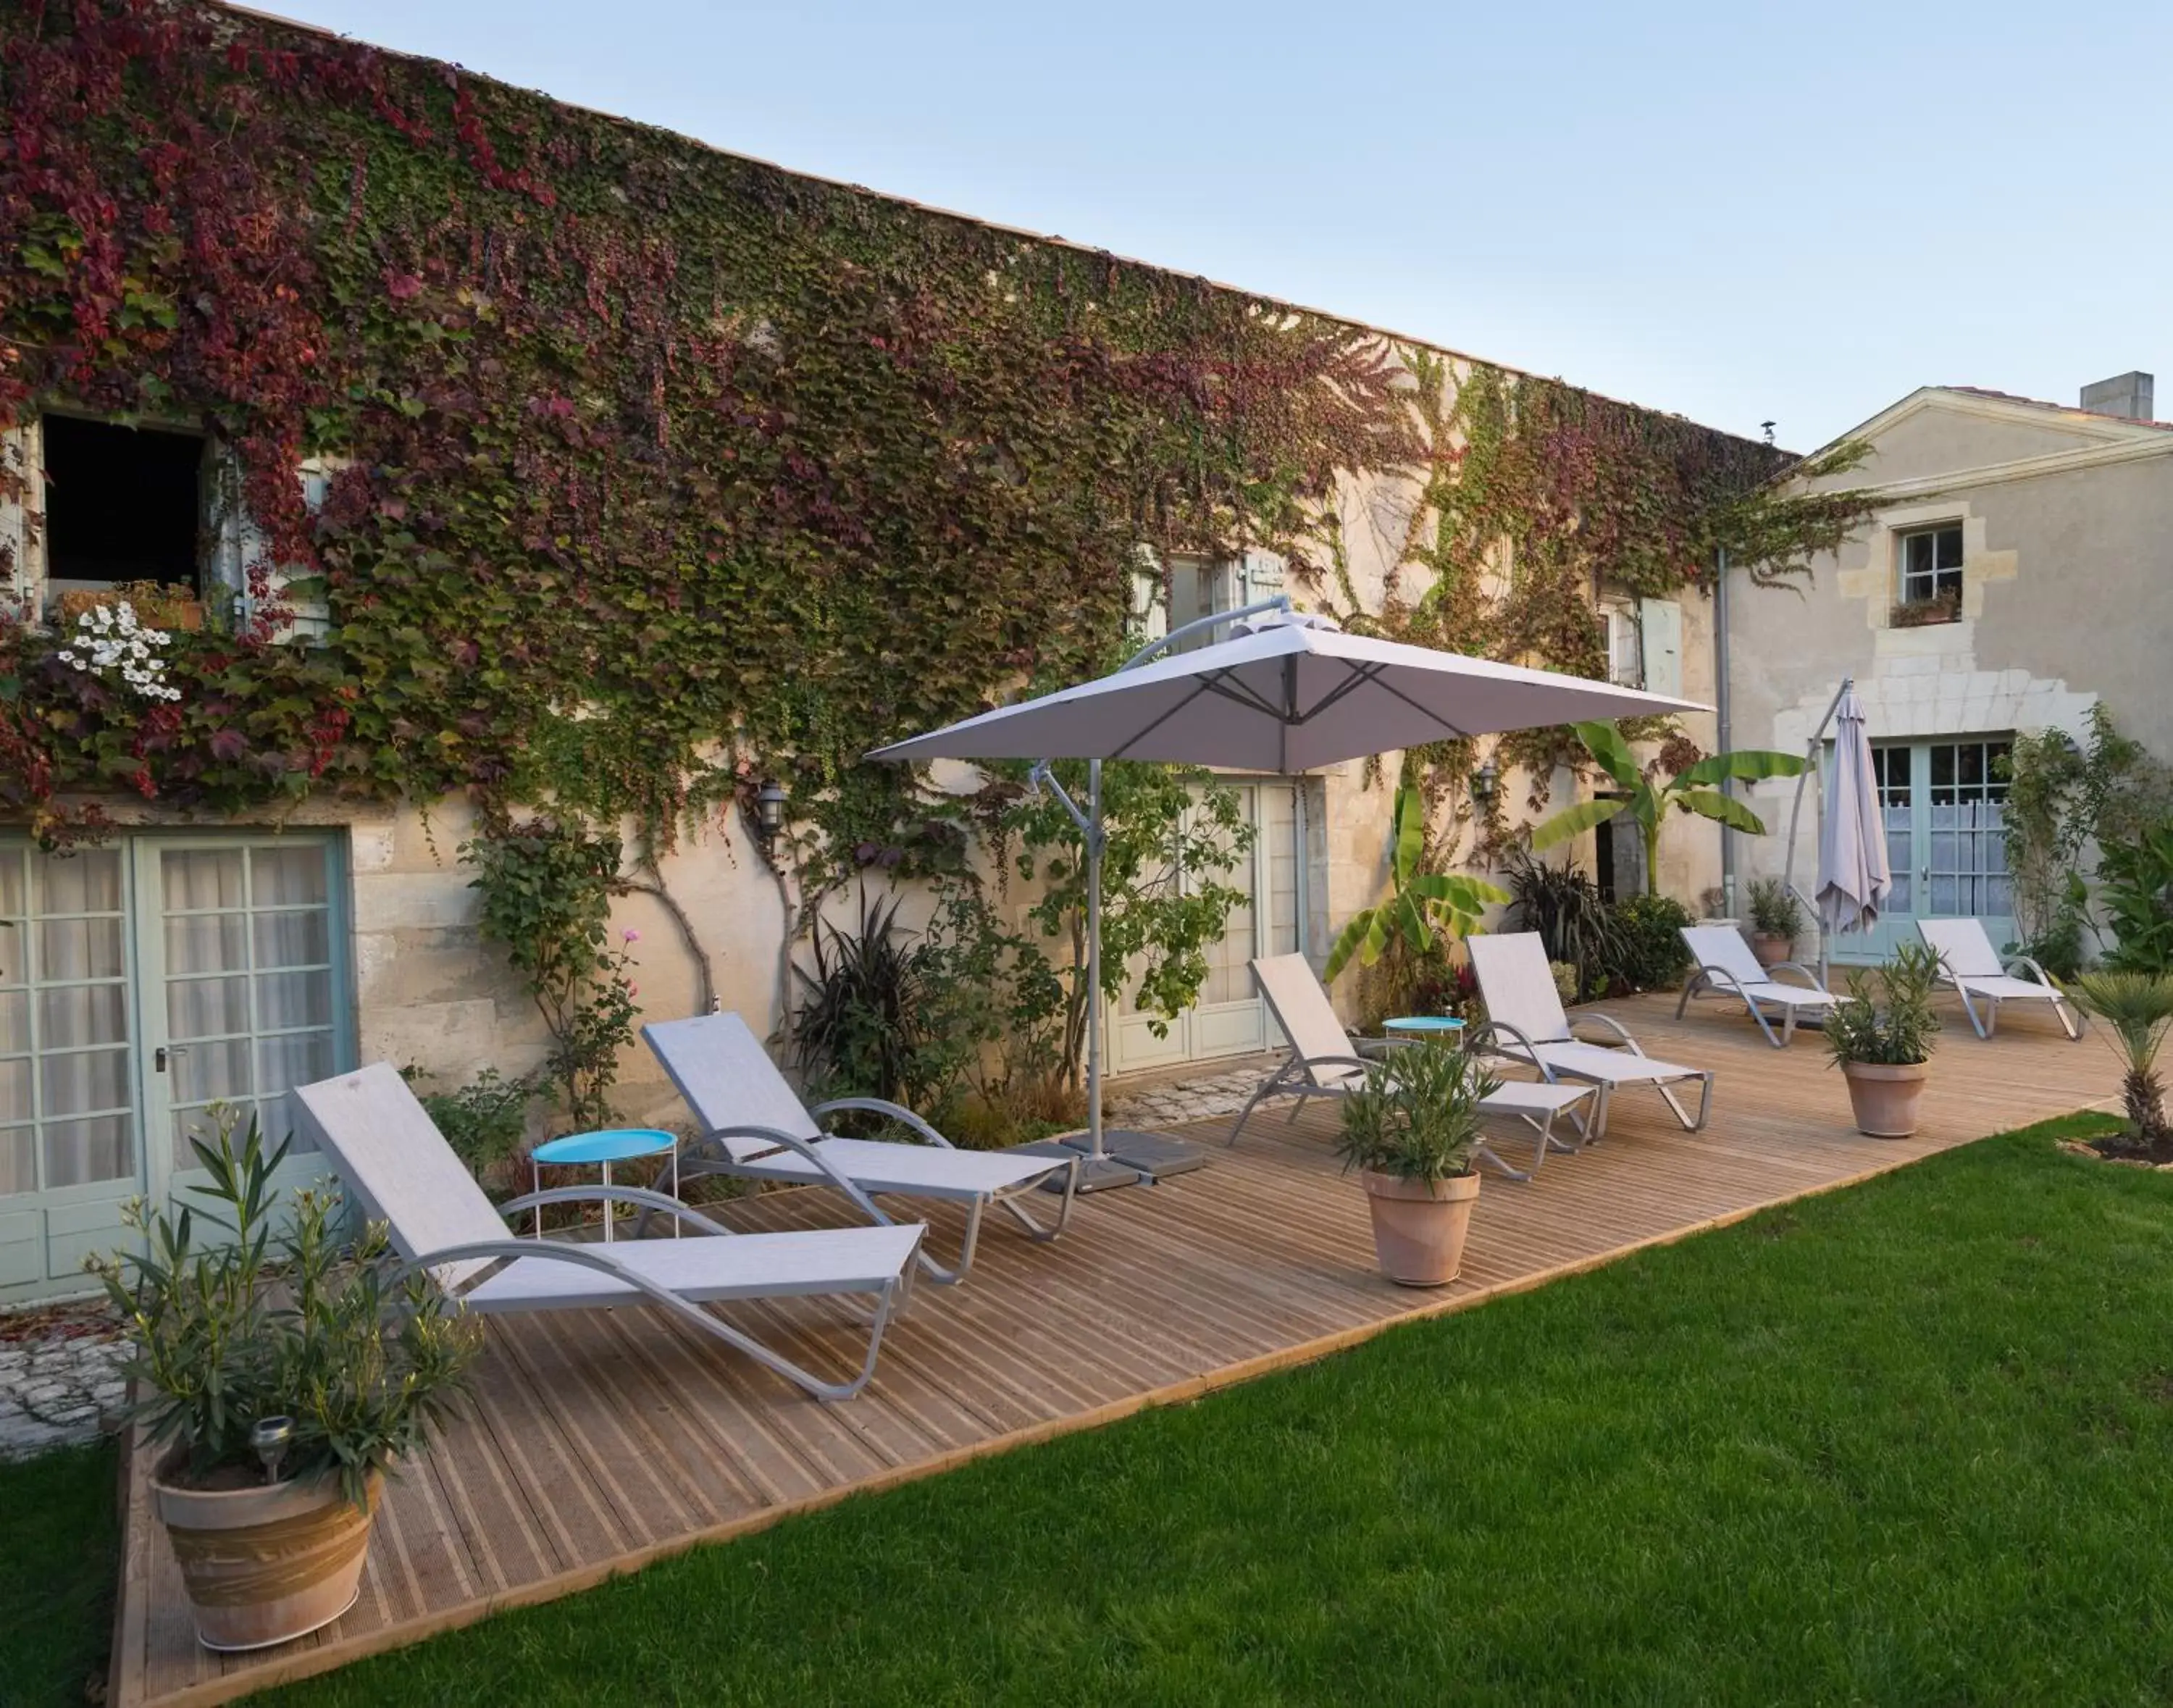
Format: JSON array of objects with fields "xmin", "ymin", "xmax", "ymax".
[
  {"xmin": 2001, "ymin": 954, "xmax": 2058, "ymax": 989},
  {"xmin": 809, "ymin": 1097, "xmax": 956, "ymax": 1150},
  {"xmin": 1570, "ymin": 1011, "xmax": 1648, "ymax": 1056},
  {"xmin": 1462, "ymin": 1019, "xmax": 1561, "ymax": 1084},
  {"xmin": 497, "ymin": 1184, "xmax": 738, "ymax": 1239},
  {"xmin": 692, "ymin": 1123, "xmax": 901, "ymax": 1228},
  {"xmin": 401, "ymin": 1230, "xmax": 918, "ymax": 1305},
  {"xmin": 1299, "ymin": 1052, "xmax": 1378, "ymax": 1083},
  {"xmin": 1691, "ymin": 963, "xmax": 1753, "ymax": 999},
  {"xmin": 1765, "ymin": 960, "xmax": 1831, "ymax": 993}
]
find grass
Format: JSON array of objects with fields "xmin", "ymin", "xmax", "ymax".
[
  {"xmin": 14, "ymin": 1112, "xmax": 2173, "ymax": 1704},
  {"xmin": 0, "ymin": 1439, "xmax": 117, "ymax": 1707}
]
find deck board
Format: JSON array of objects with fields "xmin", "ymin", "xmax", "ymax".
[{"xmin": 110, "ymin": 992, "xmax": 2114, "ymax": 1707}]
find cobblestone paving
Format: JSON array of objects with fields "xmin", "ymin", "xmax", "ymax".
[
  {"xmin": 0, "ymin": 1299, "xmax": 128, "ymax": 1460},
  {"xmin": 1106, "ymin": 1065, "xmax": 1265, "ymax": 1130}
]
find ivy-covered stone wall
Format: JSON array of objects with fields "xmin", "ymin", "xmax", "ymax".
[{"xmin": 0, "ymin": 0, "xmax": 1859, "ymax": 1094}]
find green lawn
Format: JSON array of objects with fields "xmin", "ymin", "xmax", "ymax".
[
  {"xmin": 14, "ymin": 1113, "xmax": 2173, "ymax": 1706},
  {"xmin": 0, "ymin": 1438, "xmax": 117, "ymax": 1707}
]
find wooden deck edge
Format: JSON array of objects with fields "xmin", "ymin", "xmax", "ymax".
[{"xmin": 113, "ymin": 1113, "xmax": 2101, "ymax": 1708}]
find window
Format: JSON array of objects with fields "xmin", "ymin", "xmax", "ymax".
[
  {"xmin": 1898, "ymin": 524, "xmax": 1963, "ymax": 607},
  {"xmin": 1604, "ymin": 607, "xmax": 1643, "ymax": 687},
  {"xmin": 41, "ymin": 416, "xmax": 205, "ymax": 599}
]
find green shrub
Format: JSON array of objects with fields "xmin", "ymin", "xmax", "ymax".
[
  {"xmin": 1745, "ymin": 876, "xmax": 1803, "ymax": 941},
  {"xmin": 409, "ymin": 1067, "xmax": 536, "ymax": 1186},
  {"xmin": 2098, "ymin": 820, "xmax": 2173, "ymax": 978},
  {"xmin": 1607, "ymin": 893, "xmax": 1694, "ymax": 992},
  {"xmin": 1825, "ymin": 942, "xmax": 1942, "ymax": 1068},
  {"xmin": 1335, "ymin": 1040, "xmax": 1498, "ymax": 1183}
]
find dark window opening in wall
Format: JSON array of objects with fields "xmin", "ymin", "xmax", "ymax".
[{"xmin": 41, "ymin": 416, "xmax": 204, "ymax": 595}]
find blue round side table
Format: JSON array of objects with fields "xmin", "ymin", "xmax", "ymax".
[
  {"xmin": 1382, "ymin": 1015, "xmax": 1467, "ymax": 1045},
  {"xmin": 529, "ymin": 1127, "xmax": 678, "ymax": 1242}
]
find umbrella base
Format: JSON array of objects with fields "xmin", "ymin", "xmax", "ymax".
[
  {"xmin": 1064, "ymin": 1128, "xmax": 1213, "ymax": 1182},
  {"xmin": 1010, "ymin": 1141, "xmax": 1143, "ymax": 1194}
]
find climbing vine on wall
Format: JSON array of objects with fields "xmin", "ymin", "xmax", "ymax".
[
  {"xmin": 0, "ymin": 0, "xmax": 1859, "ymax": 878},
  {"xmin": 1307, "ymin": 353, "xmax": 1874, "ymax": 849}
]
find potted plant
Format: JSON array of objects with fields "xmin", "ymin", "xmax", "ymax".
[
  {"xmin": 1333, "ymin": 1039, "xmax": 1496, "ymax": 1286},
  {"xmin": 1823, "ymin": 942, "xmax": 1942, "ymax": 1136},
  {"xmin": 91, "ymin": 1108, "xmax": 479, "ymax": 1652},
  {"xmin": 1745, "ymin": 877, "xmax": 1804, "ymax": 968}
]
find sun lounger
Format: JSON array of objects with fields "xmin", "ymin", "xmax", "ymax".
[
  {"xmin": 1227, "ymin": 953, "xmax": 1599, "ymax": 1178},
  {"xmin": 293, "ymin": 1063, "xmax": 924, "ymax": 1403},
  {"xmin": 1675, "ymin": 924, "xmax": 1838, "ymax": 1047},
  {"xmin": 1465, "ymin": 932, "xmax": 1714, "ymax": 1138},
  {"xmin": 643, "ymin": 1012, "xmax": 1079, "ymax": 1286},
  {"xmin": 1916, "ymin": 917, "xmax": 2081, "ymax": 1041}
]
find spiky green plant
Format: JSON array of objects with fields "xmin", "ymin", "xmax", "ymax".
[{"xmin": 2072, "ymin": 971, "xmax": 2173, "ymax": 1145}]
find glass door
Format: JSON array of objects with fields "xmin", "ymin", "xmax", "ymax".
[
  {"xmin": 1108, "ymin": 782, "xmax": 1305, "ymax": 1073},
  {"xmin": 1835, "ymin": 740, "xmax": 2013, "ymax": 964},
  {"xmin": 0, "ymin": 845, "xmax": 143, "ymax": 1297},
  {"xmin": 135, "ymin": 838, "xmax": 351, "ymax": 1213}
]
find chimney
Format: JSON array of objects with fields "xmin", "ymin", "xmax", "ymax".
[{"xmin": 2080, "ymin": 371, "xmax": 2155, "ymax": 421}]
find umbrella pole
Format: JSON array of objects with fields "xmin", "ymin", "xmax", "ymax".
[
  {"xmin": 1783, "ymin": 675, "xmax": 1851, "ymax": 981},
  {"xmin": 1085, "ymin": 756, "xmax": 1105, "ymax": 1160}
]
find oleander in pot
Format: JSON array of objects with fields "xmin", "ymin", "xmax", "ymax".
[
  {"xmin": 90, "ymin": 1107, "xmax": 480, "ymax": 1652},
  {"xmin": 1334, "ymin": 1039, "xmax": 1498, "ymax": 1286},
  {"xmin": 1823, "ymin": 942, "xmax": 1943, "ymax": 1137}
]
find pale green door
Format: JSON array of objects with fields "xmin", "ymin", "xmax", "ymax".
[
  {"xmin": 1835, "ymin": 739, "xmax": 2014, "ymax": 965},
  {"xmin": 135, "ymin": 838, "xmax": 353, "ymax": 1216},
  {"xmin": 0, "ymin": 845, "xmax": 146, "ymax": 1300},
  {"xmin": 0, "ymin": 834, "xmax": 352, "ymax": 1304}
]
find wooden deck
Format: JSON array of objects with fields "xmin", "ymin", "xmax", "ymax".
[{"xmin": 110, "ymin": 993, "xmax": 2114, "ymax": 1707}]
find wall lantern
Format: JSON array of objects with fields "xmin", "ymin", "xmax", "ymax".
[
  {"xmin": 1472, "ymin": 758, "xmax": 1499, "ymax": 807},
  {"xmin": 755, "ymin": 779, "xmax": 788, "ymax": 845}
]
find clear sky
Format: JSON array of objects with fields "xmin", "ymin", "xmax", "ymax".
[{"xmin": 266, "ymin": 0, "xmax": 2168, "ymax": 451}]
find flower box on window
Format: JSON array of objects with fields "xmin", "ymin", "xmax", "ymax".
[
  {"xmin": 55, "ymin": 581, "xmax": 206, "ymax": 632},
  {"xmin": 1889, "ymin": 591, "xmax": 1961, "ymax": 629}
]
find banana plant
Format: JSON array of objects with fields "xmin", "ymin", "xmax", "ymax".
[
  {"xmin": 1530, "ymin": 722, "xmax": 1805, "ymax": 897},
  {"xmin": 1324, "ymin": 785, "xmax": 1509, "ymax": 981}
]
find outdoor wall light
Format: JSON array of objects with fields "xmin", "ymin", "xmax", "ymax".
[
  {"xmin": 1472, "ymin": 757, "xmax": 1499, "ymax": 806},
  {"xmin": 754, "ymin": 779, "xmax": 788, "ymax": 845}
]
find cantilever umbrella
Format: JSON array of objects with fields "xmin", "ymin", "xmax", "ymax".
[
  {"xmin": 870, "ymin": 606, "xmax": 1709, "ymax": 1186},
  {"xmin": 1815, "ymin": 684, "xmax": 1891, "ymax": 939}
]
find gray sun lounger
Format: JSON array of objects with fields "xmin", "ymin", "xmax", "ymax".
[
  {"xmin": 1465, "ymin": 932, "xmax": 1714, "ymax": 1138},
  {"xmin": 1917, "ymin": 917, "xmax": 2081, "ymax": 1041},
  {"xmin": 1675, "ymin": 924, "xmax": 1838, "ymax": 1048},
  {"xmin": 293, "ymin": 1063, "xmax": 924, "ymax": 1403},
  {"xmin": 1226, "ymin": 952, "xmax": 1598, "ymax": 1179},
  {"xmin": 643, "ymin": 1012, "xmax": 1080, "ymax": 1286}
]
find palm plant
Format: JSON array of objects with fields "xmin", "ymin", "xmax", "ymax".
[
  {"xmin": 1499, "ymin": 846, "xmax": 1623, "ymax": 997},
  {"xmin": 2072, "ymin": 971, "xmax": 2173, "ymax": 1146},
  {"xmin": 1531, "ymin": 723, "xmax": 1804, "ymax": 896},
  {"xmin": 1324, "ymin": 785, "xmax": 1507, "ymax": 981}
]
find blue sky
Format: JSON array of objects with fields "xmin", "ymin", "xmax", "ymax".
[{"xmin": 270, "ymin": 0, "xmax": 2168, "ymax": 451}]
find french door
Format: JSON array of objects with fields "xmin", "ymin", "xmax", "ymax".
[
  {"xmin": 1108, "ymin": 781, "xmax": 1306, "ymax": 1073},
  {"xmin": 0, "ymin": 834, "xmax": 351, "ymax": 1303},
  {"xmin": 1835, "ymin": 738, "xmax": 2014, "ymax": 963}
]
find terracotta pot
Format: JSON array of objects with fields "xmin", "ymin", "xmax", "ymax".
[
  {"xmin": 1360, "ymin": 1170, "xmax": 1481, "ymax": 1287},
  {"xmin": 153, "ymin": 1457, "xmax": 381, "ymax": 1652},
  {"xmin": 1841, "ymin": 1060, "xmax": 1929, "ymax": 1139},
  {"xmin": 1750, "ymin": 934, "xmax": 1793, "ymax": 969}
]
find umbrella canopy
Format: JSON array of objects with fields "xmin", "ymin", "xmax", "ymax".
[
  {"xmin": 869, "ymin": 611, "xmax": 1707, "ymax": 770},
  {"xmin": 1814, "ymin": 685, "xmax": 1891, "ymax": 937}
]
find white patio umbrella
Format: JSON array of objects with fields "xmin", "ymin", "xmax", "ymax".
[
  {"xmin": 1814, "ymin": 684, "xmax": 1891, "ymax": 937},
  {"xmin": 870, "ymin": 602, "xmax": 1709, "ymax": 1186}
]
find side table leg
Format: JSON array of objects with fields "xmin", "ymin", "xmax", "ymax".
[
  {"xmin": 603, "ymin": 1160, "xmax": 614, "ymax": 1244},
  {"xmin": 533, "ymin": 1156, "xmax": 543, "ymax": 1239}
]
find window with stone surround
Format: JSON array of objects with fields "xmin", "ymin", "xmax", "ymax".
[{"xmin": 1894, "ymin": 522, "xmax": 1964, "ymax": 622}]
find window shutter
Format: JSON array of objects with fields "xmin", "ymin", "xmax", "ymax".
[
  {"xmin": 1637, "ymin": 598, "xmax": 1683, "ymax": 698},
  {"xmin": 1239, "ymin": 547, "xmax": 1286, "ymax": 609},
  {"xmin": 1131, "ymin": 546, "xmax": 1168, "ymax": 644},
  {"xmin": 0, "ymin": 423, "xmax": 42, "ymax": 619},
  {"xmin": 203, "ymin": 449, "xmax": 335, "ymax": 640}
]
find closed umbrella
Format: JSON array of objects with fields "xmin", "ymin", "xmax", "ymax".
[
  {"xmin": 871, "ymin": 602, "xmax": 1708, "ymax": 1185},
  {"xmin": 1814, "ymin": 684, "xmax": 1891, "ymax": 939}
]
